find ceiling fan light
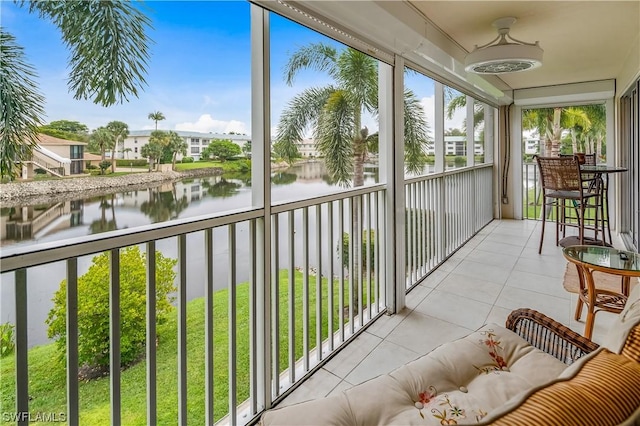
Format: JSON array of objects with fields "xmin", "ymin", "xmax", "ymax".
[
  {"xmin": 465, "ymin": 43, "xmax": 543, "ymax": 74},
  {"xmin": 465, "ymin": 17, "xmax": 543, "ymax": 74}
]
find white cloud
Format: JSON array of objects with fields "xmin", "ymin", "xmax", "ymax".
[
  {"xmin": 419, "ymin": 95, "xmax": 467, "ymax": 136},
  {"xmin": 175, "ymin": 114, "xmax": 248, "ymax": 134}
]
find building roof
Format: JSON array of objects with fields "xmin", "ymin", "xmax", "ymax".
[
  {"xmin": 37, "ymin": 133, "xmax": 87, "ymax": 146},
  {"xmin": 84, "ymin": 153, "xmax": 102, "ymax": 161},
  {"xmin": 128, "ymin": 130, "xmax": 250, "ymax": 142}
]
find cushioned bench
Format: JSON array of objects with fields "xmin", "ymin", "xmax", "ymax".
[{"xmin": 261, "ymin": 285, "xmax": 640, "ymax": 425}]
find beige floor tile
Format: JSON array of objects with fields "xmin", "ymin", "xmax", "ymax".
[
  {"xmin": 464, "ymin": 249, "xmax": 520, "ymax": 269},
  {"xmin": 405, "ymin": 284, "xmax": 433, "ymax": 310},
  {"xmin": 505, "ymin": 269, "xmax": 570, "ymax": 300},
  {"xmin": 322, "ymin": 331, "xmax": 382, "ymax": 379},
  {"xmin": 514, "ymin": 255, "xmax": 568, "ymax": 277},
  {"xmin": 344, "ymin": 340, "xmax": 420, "ymax": 385},
  {"xmin": 475, "ymin": 240, "xmax": 526, "ymax": 256},
  {"xmin": 435, "ymin": 273, "xmax": 503, "ymax": 305},
  {"xmin": 419, "ymin": 269, "xmax": 449, "ymax": 288},
  {"xmin": 277, "ymin": 369, "xmax": 342, "ymax": 407},
  {"xmin": 384, "ymin": 310, "xmax": 472, "ymax": 354},
  {"xmin": 365, "ymin": 309, "xmax": 410, "ymax": 339},
  {"xmin": 451, "ymin": 258, "xmax": 512, "ymax": 285},
  {"xmin": 495, "ymin": 286, "xmax": 572, "ymax": 325},
  {"xmin": 414, "ymin": 289, "xmax": 493, "ymax": 331},
  {"xmin": 326, "ymin": 379, "xmax": 354, "ymax": 397},
  {"xmin": 485, "ymin": 305, "xmax": 514, "ymax": 327},
  {"xmin": 483, "ymin": 232, "xmax": 530, "ymax": 247}
]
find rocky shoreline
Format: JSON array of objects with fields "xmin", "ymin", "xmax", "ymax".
[{"xmin": 0, "ymin": 168, "xmax": 223, "ymax": 207}]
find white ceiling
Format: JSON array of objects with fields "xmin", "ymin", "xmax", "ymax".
[
  {"xmin": 404, "ymin": 1, "xmax": 640, "ymax": 90},
  {"xmin": 275, "ymin": 1, "xmax": 639, "ymax": 103}
]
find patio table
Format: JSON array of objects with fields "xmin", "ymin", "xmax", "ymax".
[{"xmin": 563, "ymin": 245, "xmax": 640, "ymax": 339}]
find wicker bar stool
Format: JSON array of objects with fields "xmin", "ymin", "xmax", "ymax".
[{"xmin": 535, "ymin": 156, "xmax": 604, "ymax": 254}]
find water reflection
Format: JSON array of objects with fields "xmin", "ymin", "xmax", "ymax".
[
  {"xmin": 0, "ymin": 161, "xmax": 378, "ymax": 249},
  {"xmin": 201, "ymin": 177, "xmax": 242, "ymax": 199},
  {"xmin": 140, "ymin": 187, "xmax": 189, "ymax": 223},
  {"xmin": 89, "ymin": 195, "xmax": 118, "ymax": 233}
]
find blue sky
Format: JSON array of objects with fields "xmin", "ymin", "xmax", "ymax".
[{"xmin": 3, "ymin": 1, "xmax": 460, "ymax": 136}]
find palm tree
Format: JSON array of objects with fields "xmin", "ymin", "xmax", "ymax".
[
  {"xmin": 522, "ymin": 107, "xmax": 590, "ymax": 156},
  {"xmin": 106, "ymin": 121, "xmax": 129, "ymax": 173},
  {"xmin": 275, "ymin": 43, "xmax": 431, "ymax": 310},
  {"xmin": 445, "ymin": 90, "xmax": 486, "ymax": 135},
  {"xmin": 89, "ymin": 127, "xmax": 115, "ymax": 175},
  {"xmin": 275, "ymin": 42, "xmax": 430, "ymax": 188},
  {"xmin": 579, "ymin": 104, "xmax": 606, "ymax": 159},
  {"xmin": 0, "ymin": 2, "xmax": 151, "ymax": 180},
  {"xmin": 166, "ymin": 131, "xmax": 188, "ymax": 170},
  {"xmin": 148, "ymin": 111, "xmax": 166, "ymax": 131}
]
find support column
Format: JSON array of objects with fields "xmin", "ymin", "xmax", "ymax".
[
  {"xmin": 250, "ymin": 3, "xmax": 272, "ymax": 411},
  {"xmin": 380, "ymin": 56, "xmax": 406, "ymax": 314}
]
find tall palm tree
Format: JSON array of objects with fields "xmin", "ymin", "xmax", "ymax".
[
  {"xmin": 148, "ymin": 111, "xmax": 166, "ymax": 131},
  {"xmin": 0, "ymin": 2, "xmax": 151, "ymax": 180},
  {"xmin": 275, "ymin": 42, "xmax": 430, "ymax": 188},
  {"xmin": 275, "ymin": 43, "xmax": 431, "ymax": 310}
]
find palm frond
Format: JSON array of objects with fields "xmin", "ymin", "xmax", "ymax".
[
  {"xmin": 445, "ymin": 95, "xmax": 467, "ymax": 120},
  {"xmin": 0, "ymin": 30, "xmax": 45, "ymax": 180},
  {"xmin": 336, "ymin": 48, "xmax": 378, "ymax": 112},
  {"xmin": 316, "ymin": 90, "xmax": 356, "ymax": 187},
  {"xmin": 283, "ymin": 42, "xmax": 337, "ymax": 86},
  {"xmin": 275, "ymin": 86, "xmax": 335, "ymax": 164},
  {"xmin": 29, "ymin": 1, "xmax": 152, "ymax": 106},
  {"xmin": 404, "ymin": 89, "xmax": 431, "ymax": 175}
]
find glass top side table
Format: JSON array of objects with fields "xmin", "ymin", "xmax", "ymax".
[{"xmin": 562, "ymin": 245, "xmax": 640, "ymax": 340}]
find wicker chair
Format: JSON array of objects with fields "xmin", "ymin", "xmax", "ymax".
[
  {"xmin": 506, "ymin": 308, "xmax": 599, "ymax": 364},
  {"xmin": 535, "ymin": 155, "xmax": 603, "ymax": 254}
]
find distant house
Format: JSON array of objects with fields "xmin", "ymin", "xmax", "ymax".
[
  {"xmin": 21, "ymin": 134, "xmax": 87, "ymax": 179},
  {"xmin": 423, "ymin": 135, "xmax": 485, "ymax": 156},
  {"xmin": 297, "ymin": 138, "xmax": 320, "ymax": 158},
  {"xmin": 122, "ymin": 130, "xmax": 251, "ymax": 162}
]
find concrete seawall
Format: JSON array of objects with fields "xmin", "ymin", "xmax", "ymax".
[{"xmin": 0, "ymin": 168, "xmax": 223, "ymax": 207}]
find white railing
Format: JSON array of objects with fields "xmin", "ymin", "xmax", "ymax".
[
  {"xmin": 523, "ymin": 161, "xmax": 542, "ymax": 220},
  {"xmin": 1, "ymin": 166, "xmax": 493, "ymax": 425},
  {"xmin": 404, "ymin": 165, "xmax": 494, "ymax": 289}
]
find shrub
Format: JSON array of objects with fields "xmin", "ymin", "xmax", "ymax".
[
  {"xmin": 99, "ymin": 160, "xmax": 112, "ymax": 173},
  {"xmin": 115, "ymin": 159, "xmax": 147, "ymax": 167},
  {"xmin": 454, "ymin": 156, "xmax": 466, "ymax": 166},
  {"xmin": 85, "ymin": 163, "xmax": 98, "ymax": 170},
  {"xmin": 0, "ymin": 323, "xmax": 15, "ymax": 357},
  {"xmin": 341, "ymin": 230, "xmax": 376, "ymax": 271},
  {"xmin": 181, "ymin": 156, "xmax": 194, "ymax": 163},
  {"xmin": 46, "ymin": 246, "xmax": 177, "ymax": 372},
  {"xmin": 34, "ymin": 168, "xmax": 47, "ymax": 175}
]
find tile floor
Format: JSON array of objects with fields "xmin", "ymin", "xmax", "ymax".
[{"xmin": 277, "ymin": 219, "xmax": 624, "ymax": 407}]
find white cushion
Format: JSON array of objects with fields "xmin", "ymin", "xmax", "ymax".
[
  {"xmin": 260, "ymin": 324, "xmax": 566, "ymax": 425},
  {"xmin": 602, "ymin": 283, "xmax": 640, "ymax": 354}
]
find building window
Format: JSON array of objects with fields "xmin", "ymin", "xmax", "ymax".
[
  {"xmin": 134, "ymin": 147, "xmax": 138, "ymax": 153},
  {"xmin": 191, "ymin": 138, "xmax": 200, "ymax": 145},
  {"xmin": 134, "ymin": 139, "xmax": 138, "ymax": 144},
  {"xmin": 191, "ymin": 147, "xmax": 199, "ymax": 154}
]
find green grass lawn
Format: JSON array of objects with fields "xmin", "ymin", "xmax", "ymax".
[{"xmin": 0, "ymin": 270, "xmax": 352, "ymax": 424}]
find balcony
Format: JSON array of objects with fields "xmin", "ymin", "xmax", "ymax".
[
  {"xmin": 1, "ymin": 166, "xmax": 497, "ymax": 425},
  {"xmin": 277, "ymin": 219, "xmax": 620, "ymax": 409},
  {"xmin": 1, "ymin": 1, "xmax": 638, "ymax": 425}
]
